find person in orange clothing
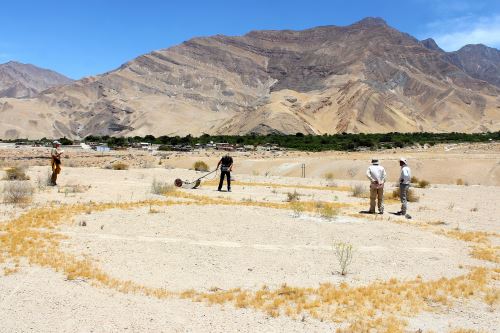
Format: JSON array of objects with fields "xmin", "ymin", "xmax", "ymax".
[{"xmin": 50, "ymin": 141, "xmax": 64, "ymax": 186}]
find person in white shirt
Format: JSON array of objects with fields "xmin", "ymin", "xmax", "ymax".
[
  {"xmin": 397, "ymin": 157, "xmax": 411, "ymax": 218},
  {"xmin": 366, "ymin": 158, "xmax": 386, "ymax": 214}
]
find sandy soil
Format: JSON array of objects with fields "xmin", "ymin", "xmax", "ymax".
[{"xmin": 0, "ymin": 145, "xmax": 499, "ymax": 332}]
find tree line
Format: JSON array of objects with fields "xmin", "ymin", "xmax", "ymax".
[{"xmin": 5, "ymin": 131, "xmax": 498, "ymax": 152}]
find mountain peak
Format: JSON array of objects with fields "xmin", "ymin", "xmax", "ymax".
[
  {"xmin": 420, "ymin": 38, "xmax": 444, "ymax": 52},
  {"xmin": 353, "ymin": 17, "xmax": 388, "ymax": 27},
  {"xmin": 0, "ymin": 61, "xmax": 73, "ymax": 98}
]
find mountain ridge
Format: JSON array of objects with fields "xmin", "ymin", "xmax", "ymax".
[
  {"xmin": 0, "ymin": 17, "xmax": 499, "ymax": 139},
  {"xmin": 0, "ymin": 61, "xmax": 73, "ymax": 99}
]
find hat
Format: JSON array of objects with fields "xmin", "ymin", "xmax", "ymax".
[
  {"xmin": 399, "ymin": 157, "xmax": 408, "ymax": 165},
  {"xmin": 371, "ymin": 159, "xmax": 379, "ymax": 165},
  {"xmin": 53, "ymin": 141, "xmax": 61, "ymax": 145}
]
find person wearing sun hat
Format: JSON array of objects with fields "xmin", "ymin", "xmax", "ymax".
[
  {"xmin": 50, "ymin": 140, "xmax": 64, "ymax": 186},
  {"xmin": 366, "ymin": 158, "xmax": 387, "ymax": 214},
  {"xmin": 397, "ymin": 157, "xmax": 412, "ymax": 218}
]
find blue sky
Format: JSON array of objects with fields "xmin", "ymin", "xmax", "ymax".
[{"xmin": 1, "ymin": 0, "xmax": 499, "ymax": 79}]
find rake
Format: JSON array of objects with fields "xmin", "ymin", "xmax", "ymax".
[{"xmin": 174, "ymin": 169, "xmax": 218, "ymax": 189}]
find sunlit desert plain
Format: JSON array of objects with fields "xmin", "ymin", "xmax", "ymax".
[{"xmin": 0, "ymin": 143, "xmax": 499, "ymax": 332}]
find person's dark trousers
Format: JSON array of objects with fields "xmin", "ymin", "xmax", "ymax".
[{"xmin": 218, "ymin": 171, "xmax": 231, "ymax": 191}]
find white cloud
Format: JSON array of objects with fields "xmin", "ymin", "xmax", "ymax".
[{"xmin": 426, "ymin": 15, "xmax": 500, "ymax": 51}]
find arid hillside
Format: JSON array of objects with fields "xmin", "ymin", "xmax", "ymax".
[
  {"xmin": 0, "ymin": 61, "xmax": 72, "ymax": 98},
  {"xmin": 1, "ymin": 17, "xmax": 499, "ymax": 139}
]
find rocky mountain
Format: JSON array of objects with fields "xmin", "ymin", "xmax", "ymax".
[
  {"xmin": 0, "ymin": 17, "xmax": 499, "ymax": 139},
  {"xmin": 447, "ymin": 44, "xmax": 500, "ymax": 88},
  {"xmin": 0, "ymin": 61, "xmax": 72, "ymax": 98}
]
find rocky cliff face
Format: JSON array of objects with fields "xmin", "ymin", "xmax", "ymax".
[
  {"xmin": 447, "ymin": 44, "xmax": 500, "ymax": 88},
  {"xmin": 0, "ymin": 61, "xmax": 72, "ymax": 98},
  {"xmin": 1, "ymin": 18, "xmax": 499, "ymax": 139}
]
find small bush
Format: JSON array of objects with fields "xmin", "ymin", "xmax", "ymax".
[
  {"xmin": 3, "ymin": 166, "xmax": 29, "ymax": 181},
  {"xmin": 290, "ymin": 201, "xmax": 304, "ymax": 217},
  {"xmin": 3, "ymin": 181, "xmax": 34, "ymax": 204},
  {"xmin": 319, "ymin": 205, "xmax": 338, "ymax": 221},
  {"xmin": 417, "ymin": 179, "xmax": 430, "ymax": 188},
  {"xmin": 456, "ymin": 178, "xmax": 464, "ymax": 186},
  {"xmin": 194, "ymin": 161, "xmax": 209, "ymax": 172},
  {"xmin": 351, "ymin": 184, "xmax": 368, "ymax": 198},
  {"xmin": 410, "ymin": 176, "xmax": 419, "ymax": 184},
  {"xmin": 151, "ymin": 179, "xmax": 175, "ymax": 195},
  {"xmin": 324, "ymin": 172, "xmax": 335, "ymax": 181},
  {"xmin": 58, "ymin": 184, "xmax": 90, "ymax": 194},
  {"xmin": 112, "ymin": 162, "xmax": 129, "ymax": 170},
  {"xmin": 36, "ymin": 171, "xmax": 52, "ymax": 190},
  {"xmin": 334, "ymin": 241, "xmax": 354, "ymax": 276},
  {"xmin": 392, "ymin": 187, "xmax": 419, "ymax": 202},
  {"xmin": 286, "ymin": 190, "xmax": 300, "ymax": 202}
]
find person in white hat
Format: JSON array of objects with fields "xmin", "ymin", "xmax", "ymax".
[
  {"xmin": 50, "ymin": 141, "xmax": 64, "ymax": 186},
  {"xmin": 366, "ymin": 158, "xmax": 386, "ymax": 214},
  {"xmin": 397, "ymin": 157, "xmax": 411, "ymax": 218}
]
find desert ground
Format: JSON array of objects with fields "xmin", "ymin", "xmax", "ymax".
[{"xmin": 0, "ymin": 143, "xmax": 499, "ymax": 332}]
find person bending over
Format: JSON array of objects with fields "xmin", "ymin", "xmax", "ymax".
[{"xmin": 217, "ymin": 154, "xmax": 233, "ymax": 192}]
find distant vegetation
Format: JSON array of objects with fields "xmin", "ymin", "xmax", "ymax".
[{"xmin": 2, "ymin": 131, "xmax": 499, "ymax": 152}]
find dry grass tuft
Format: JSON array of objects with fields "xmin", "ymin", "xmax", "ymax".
[
  {"xmin": 286, "ymin": 190, "xmax": 301, "ymax": 202},
  {"xmin": 112, "ymin": 162, "xmax": 129, "ymax": 170},
  {"xmin": 3, "ymin": 181, "xmax": 34, "ymax": 204},
  {"xmin": 392, "ymin": 187, "xmax": 419, "ymax": 202},
  {"xmin": 151, "ymin": 179, "xmax": 175, "ymax": 195},
  {"xmin": 351, "ymin": 184, "xmax": 368, "ymax": 198},
  {"xmin": 324, "ymin": 172, "xmax": 335, "ymax": 181},
  {"xmin": 290, "ymin": 201, "xmax": 305, "ymax": 217},
  {"xmin": 3, "ymin": 166, "xmax": 30, "ymax": 181},
  {"xmin": 193, "ymin": 161, "xmax": 209, "ymax": 172},
  {"xmin": 319, "ymin": 205, "xmax": 338, "ymax": 221},
  {"xmin": 417, "ymin": 179, "xmax": 430, "ymax": 188}
]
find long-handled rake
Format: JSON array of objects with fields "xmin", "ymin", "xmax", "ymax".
[{"xmin": 174, "ymin": 169, "xmax": 218, "ymax": 189}]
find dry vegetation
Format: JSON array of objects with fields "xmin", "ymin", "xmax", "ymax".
[
  {"xmin": 112, "ymin": 162, "xmax": 129, "ymax": 170},
  {"xmin": 351, "ymin": 184, "xmax": 368, "ymax": 198},
  {"xmin": 392, "ymin": 187, "xmax": 420, "ymax": 202},
  {"xmin": 2, "ymin": 181, "xmax": 34, "ymax": 204},
  {"xmin": 3, "ymin": 166, "xmax": 30, "ymax": 181},
  {"xmin": 193, "ymin": 161, "xmax": 209, "ymax": 172},
  {"xmin": 204, "ymin": 179, "xmax": 351, "ymax": 192},
  {"xmin": 286, "ymin": 190, "xmax": 301, "ymax": 202},
  {"xmin": 0, "ymin": 177, "xmax": 498, "ymax": 332},
  {"xmin": 151, "ymin": 178, "xmax": 175, "ymax": 195},
  {"xmin": 333, "ymin": 242, "xmax": 353, "ymax": 275}
]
